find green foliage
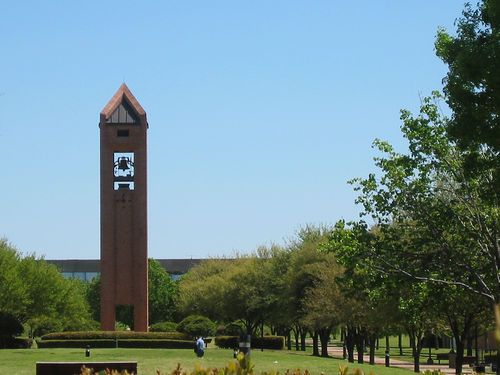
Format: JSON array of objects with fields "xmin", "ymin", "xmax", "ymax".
[
  {"xmin": 178, "ymin": 248, "xmax": 288, "ymax": 336},
  {"xmin": 0, "ymin": 311, "xmax": 23, "ymax": 338},
  {"xmin": 0, "ymin": 239, "xmax": 27, "ymax": 317},
  {"xmin": 177, "ymin": 315, "xmax": 216, "ymax": 338},
  {"xmin": 0, "ymin": 337, "xmax": 33, "ymax": 349},
  {"xmin": 115, "ymin": 305, "xmax": 133, "ymax": 329},
  {"xmin": 435, "ymin": 1, "xmax": 500, "ymax": 153},
  {"xmin": 0, "ymin": 239, "xmax": 95, "ymax": 337},
  {"xmin": 421, "ymin": 370, "xmax": 444, "ymax": 375},
  {"xmin": 251, "ymin": 336, "xmax": 285, "ymax": 350},
  {"xmin": 214, "ymin": 335, "xmax": 239, "ymax": 349},
  {"xmin": 85, "ymin": 276, "xmax": 100, "ymax": 321},
  {"xmin": 38, "ymin": 330, "xmax": 193, "ymax": 349},
  {"xmin": 338, "ymin": 365, "xmax": 379, "ymax": 375},
  {"xmin": 217, "ymin": 321, "xmax": 245, "ymax": 336},
  {"xmin": 0, "ymin": 310, "xmax": 27, "ymax": 349},
  {"xmin": 349, "ymin": 92, "xmax": 499, "ymax": 304},
  {"xmin": 150, "ymin": 321, "xmax": 179, "ymax": 332},
  {"xmin": 40, "ymin": 331, "xmax": 190, "ymax": 340},
  {"xmin": 148, "ymin": 259, "xmax": 178, "ymax": 324},
  {"xmin": 38, "ymin": 338, "xmax": 194, "ymax": 349}
]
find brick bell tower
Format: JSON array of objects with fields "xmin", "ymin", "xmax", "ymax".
[{"xmin": 99, "ymin": 83, "xmax": 148, "ymax": 331}]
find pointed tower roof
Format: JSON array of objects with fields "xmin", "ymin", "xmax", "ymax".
[{"xmin": 100, "ymin": 83, "xmax": 147, "ymax": 126}]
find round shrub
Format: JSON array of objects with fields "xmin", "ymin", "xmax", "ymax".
[
  {"xmin": 150, "ymin": 321, "xmax": 178, "ymax": 332},
  {"xmin": 177, "ymin": 315, "xmax": 215, "ymax": 338},
  {"xmin": 0, "ymin": 312, "xmax": 25, "ymax": 349}
]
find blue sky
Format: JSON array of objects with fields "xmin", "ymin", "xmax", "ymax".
[{"xmin": 0, "ymin": 1, "xmax": 465, "ymax": 259}]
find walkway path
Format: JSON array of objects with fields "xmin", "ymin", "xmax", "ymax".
[{"xmin": 327, "ymin": 347, "xmax": 472, "ymax": 374}]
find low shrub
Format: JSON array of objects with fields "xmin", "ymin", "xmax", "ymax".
[
  {"xmin": 0, "ymin": 312, "xmax": 24, "ymax": 348},
  {"xmin": 150, "ymin": 321, "xmax": 178, "ymax": 332},
  {"xmin": 0, "ymin": 336, "xmax": 33, "ymax": 349},
  {"xmin": 214, "ymin": 336, "xmax": 239, "ymax": 349},
  {"xmin": 37, "ymin": 339, "xmax": 194, "ymax": 349},
  {"xmin": 214, "ymin": 335, "xmax": 284, "ymax": 350},
  {"xmin": 251, "ymin": 336, "xmax": 284, "ymax": 350},
  {"xmin": 41, "ymin": 331, "xmax": 190, "ymax": 341}
]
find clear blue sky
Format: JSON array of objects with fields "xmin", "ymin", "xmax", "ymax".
[{"xmin": 0, "ymin": 1, "xmax": 465, "ymax": 259}]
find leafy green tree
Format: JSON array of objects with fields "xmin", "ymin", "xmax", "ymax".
[
  {"xmin": 323, "ymin": 221, "xmax": 400, "ymax": 365},
  {"xmin": 148, "ymin": 259, "xmax": 178, "ymax": 324},
  {"xmin": 301, "ymin": 256, "xmax": 343, "ymax": 357},
  {"xmin": 436, "ymin": 0, "xmax": 500, "ymax": 155},
  {"xmin": 396, "ymin": 282, "xmax": 437, "ymax": 373},
  {"xmin": 431, "ymin": 283, "xmax": 490, "ymax": 375},
  {"xmin": 351, "ymin": 93, "xmax": 499, "ymax": 305},
  {"xmin": 179, "ymin": 249, "xmax": 287, "ymax": 337},
  {"xmin": 221, "ymin": 255, "xmax": 276, "ymax": 335},
  {"xmin": 0, "ymin": 239, "xmax": 27, "ymax": 318},
  {"xmin": 285, "ymin": 225, "xmax": 332, "ymax": 354},
  {"xmin": 177, "ymin": 258, "xmax": 230, "ymax": 321},
  {"xmin": 264, "ymin": 246, "xmax": 294, "ymax": 348},
  {"xmin": 85, "ymin": 276, "xmax": 101, "ymax": 322},
  {"xmin": 19, "ymin": 256, "xmax": 94, "ymax": 336}
]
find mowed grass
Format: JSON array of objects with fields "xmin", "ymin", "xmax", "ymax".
[{"xmin": 0, "ymin": 347, "xmax": 415, "ymax": 375}]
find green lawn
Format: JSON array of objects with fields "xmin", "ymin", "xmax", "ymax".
[{"xmin": 0, "ymin": 347, "xmax": 416, "ymax": 375}]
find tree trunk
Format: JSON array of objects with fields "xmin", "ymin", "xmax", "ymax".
[
  {"xmin": 411, "ymin": 342, "xmax": 420, "ymax": 372},
  {"xmin": 287, "ymin": 330, "xmax": 292, "ymax": 350},
  {"xmin": 455, "ymin": 338, "xmax": 465, "ymax": 375},
  {"xmin": 448, "ymin": 312, "xmax": 474, "ymax": 375},
  {"xmin": 409, "ymin": 332, "xmax": 423, "ymax": 373},
  {"xmin": 312, "ymin": 331, "xmax": 320, "ymax": 357},
  {"xmin": 293, "ymin": 327, "xmax": 299, "ymax": 351},
  {"xmin": 319, "ymin": 328, "xmax": 331, "ymax": 357},
  {"xmin": 369, "ymin": 334, "xmax": 377, "ymax": 365},
  {"xmin": 355, "ymin": 328, "xmax": 364, "ymax": 364},
  {"xmin": 345, "ymin": 326, "xmax": 356, "ymax": 363},
  {"xmin": 399, "ymin": 333, "xmax": 403, "ymax": 355},
  {"xmin": 466, "ymin": 334, "xmax": 473, "ymax": 356},
  {"xmin": 300, "ymin": 329, "xmax": 306, "ymax": 351}
]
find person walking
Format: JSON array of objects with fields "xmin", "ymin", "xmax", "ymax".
[{"xmin": 195, "ymin": 336, "xmax": 205, "ymax": 358}]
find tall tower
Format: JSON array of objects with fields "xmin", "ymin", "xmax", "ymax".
[{"xmin": 99, "ymin": 84, "xmax": 148, "ymax": 331}]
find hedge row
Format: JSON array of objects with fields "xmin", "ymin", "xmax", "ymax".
[
  {"xmin": 0, "ymin": 337, "xmax": 33, "ymax": 349},
  {"xmin": 41, "ymin": 331, "xmax": 190, "ymax": 341},
  {"xmin": 37, "ymin": 339, "xmax": 194, "ymax": 349},
  {"xmin": 215, "ymin": 336, "xmax": 284, "ymax": 350}
]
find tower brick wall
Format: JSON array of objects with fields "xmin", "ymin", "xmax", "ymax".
[{"xmin": 99, "ymin": 84, "xmax": 148, "ymax": 331}]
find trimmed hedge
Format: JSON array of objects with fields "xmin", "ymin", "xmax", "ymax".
[
  {"xmin": 41, "ymin": 331, "xmax": 190, "ymax": 341},
  {"xmin": 0, "ymin": 337, "xmax": 33, "ymax": 349},
  {"xmin": 215, "ymin": 336, "xmax": 239, "ymax": 349},
  {"xmin": 150, "ymin": 321, "xmax": 178, "ymax": 332},
  {"xmin": 215, "ymin": 335, "xmax": 284, "ymax": 350},
  {"xmin": 37, "ymin": 339, "xmax": 194, "ymax": 349}
]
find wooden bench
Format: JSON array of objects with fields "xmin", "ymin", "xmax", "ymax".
[{"xmin": 36, "ymin": 361, "xmax": 137, "ymax": 375}]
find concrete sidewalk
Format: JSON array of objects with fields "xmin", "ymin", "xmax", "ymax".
[{"xmin": 327, "ymin": 346, "xmax": 473, "ymax": 374}]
